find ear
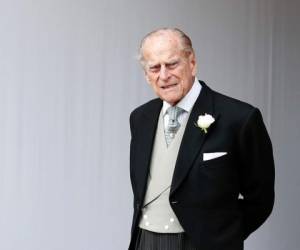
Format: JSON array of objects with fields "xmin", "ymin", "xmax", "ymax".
[{"xmin": 189, "ymin": 53, "xmax": 197, "ymax": 77}]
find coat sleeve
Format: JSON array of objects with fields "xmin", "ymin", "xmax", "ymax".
[
  {"xmin": 129, "ymin": 111, "xmax": 138, "ymax": 209},
  {"xmin": 237, "ymin": 108, "xmax": 275, "ymax": 240}
]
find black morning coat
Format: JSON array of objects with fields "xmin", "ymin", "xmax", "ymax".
[{"xmin": 128, "ymin": 81, "xmax": 275, "ymax": 250}]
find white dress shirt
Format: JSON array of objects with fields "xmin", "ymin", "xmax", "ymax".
[{"xmin": 162, "ymin": 77, "xmax": 202, "ymax": 129}]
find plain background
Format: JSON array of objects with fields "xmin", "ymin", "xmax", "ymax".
[{"xmin": 0, "ymin": 0, "xmax": 299, "ymax": 249}]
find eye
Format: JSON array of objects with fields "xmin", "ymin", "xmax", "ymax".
[
  {"xmin": 148, "ymin": 65, "xmax": 161, "ymax": 73},
  {"xmin": 166, "ymin": 61, "xmax": 178, "ymax": 69}
]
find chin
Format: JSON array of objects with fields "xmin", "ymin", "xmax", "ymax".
[
  {"xmin": 158, "ymin": 92, "xmax": 181, "ymax": 105},
  {"xmin": 164, "ymin": 98, "xmax": 180, "ymax": 106},
  {"xmin": 167, "ymin": 95, "xmax": 182, "ymax": 104}
]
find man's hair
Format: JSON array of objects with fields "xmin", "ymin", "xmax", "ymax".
[{"xmin": 138, "ymin": 27, "xmax": 195, "ymax": 67}]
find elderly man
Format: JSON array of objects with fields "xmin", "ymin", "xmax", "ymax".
[{"xmin": 128, "ymin": 28, "xmax": 275, "ymax": 250}]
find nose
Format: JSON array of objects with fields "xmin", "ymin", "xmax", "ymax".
[{"xmin": 159, "ymin": 65, "xmax": 170, "ymax": 80}]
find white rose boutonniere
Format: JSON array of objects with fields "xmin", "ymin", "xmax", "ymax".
[{"xmin": 196, "ymin": 113, "xmax": 215, "ymax": 134}]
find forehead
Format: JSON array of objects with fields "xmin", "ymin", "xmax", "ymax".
[{"xmin": 142, "ymin": 33, "xmax": 183, "ymax": 63}]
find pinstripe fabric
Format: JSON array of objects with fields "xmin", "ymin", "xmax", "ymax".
[{"xmin": 135, "ymin": 229, "xmax": 199, "ymax": 250}]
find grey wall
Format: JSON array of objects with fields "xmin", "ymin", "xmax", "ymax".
[{"xmin": 0, "ymin": 0, "xmax": 299, "ymax": 249}]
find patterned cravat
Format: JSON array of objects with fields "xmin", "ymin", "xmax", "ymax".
[{"xmin": 164, "ymin": 106, "xmax": 184, "ymax": 147}]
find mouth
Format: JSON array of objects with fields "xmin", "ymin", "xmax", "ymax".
[{"xmin": 162, "ymin": 83, "xmax": 177, "ymax": 90}]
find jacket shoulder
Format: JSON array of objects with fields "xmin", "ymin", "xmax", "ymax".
[
  {"xmin": 130, "ymin": 98, "xmax": 161, "ymax": 119},
  {"xmin": 129, "ymin": 98, "xmax": 162, "ymax": 133},
  {"xmin": 213, "ymin": 88, "xmax": 255, "ymax": 110},
  {"xmin": 205, "ymin": 85, "xmax": 265, "ymax": 131},
  {"xmin": 209, "ymin": 87, "xmax": 258, "ymax": 119}
]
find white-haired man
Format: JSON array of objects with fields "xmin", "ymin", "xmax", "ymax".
[{"xmin": 128, "ymin": 28, "xmax": 275, "ymax": 250}]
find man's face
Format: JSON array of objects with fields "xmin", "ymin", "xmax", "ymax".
[{"xmin": 142, "ymin": 33, "xmax": 197, "ymax": 106}]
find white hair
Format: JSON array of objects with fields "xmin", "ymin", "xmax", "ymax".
[{"xmin": 138, "ymin": 27, "xmax": 195, "ymax": 68}]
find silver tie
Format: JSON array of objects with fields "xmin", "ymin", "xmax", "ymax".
[{"xmin": 164, "ymin": 106, "xmax": 184, "ymax": 147}]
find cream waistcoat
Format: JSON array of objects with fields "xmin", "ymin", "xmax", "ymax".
[{"xmin": 139, "ymin": 109, "xmax": 190, "ymax": 233}]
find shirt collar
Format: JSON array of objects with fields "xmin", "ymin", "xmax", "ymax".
[{"xmin": 162, "ymin": 77, "xmax": 202, "ymax": 115}]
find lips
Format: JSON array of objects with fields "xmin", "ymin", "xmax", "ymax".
[{"xmin": 162, "ymin": 83, "xmax": 177, "ymax": 89}]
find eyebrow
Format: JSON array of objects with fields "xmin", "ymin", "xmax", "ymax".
[
  {"xmin": 147, "ymin": 58, "xmax": 180, "ymax": 68},
  {"xmin": 166, "ymin": 60, "xmax": 179, "ymax": 66}
]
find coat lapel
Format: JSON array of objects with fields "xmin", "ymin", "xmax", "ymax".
[
  {"xmin": 134, "ymin": 99, "xmax": 162, "ymax": 201},
  {"xmin": 170, "ymin": 82, "xmax": 219, "ymax": 195}
]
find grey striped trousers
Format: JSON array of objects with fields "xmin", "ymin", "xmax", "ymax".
[{"xmin": 135, "ymin": 228, "xmax": 199, "ymax": 250}]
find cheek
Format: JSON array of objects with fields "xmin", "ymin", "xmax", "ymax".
[
  {"xmin": 146, "ymin": 75, "xmax": 157, "ymax": 86},
  {"xmin": 148, "ymin": 80, "xmax": 162, "ymax": 94},
  {"xmin": 177, "ymin": 71, "xmax": 188, "ymax": 86}
]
